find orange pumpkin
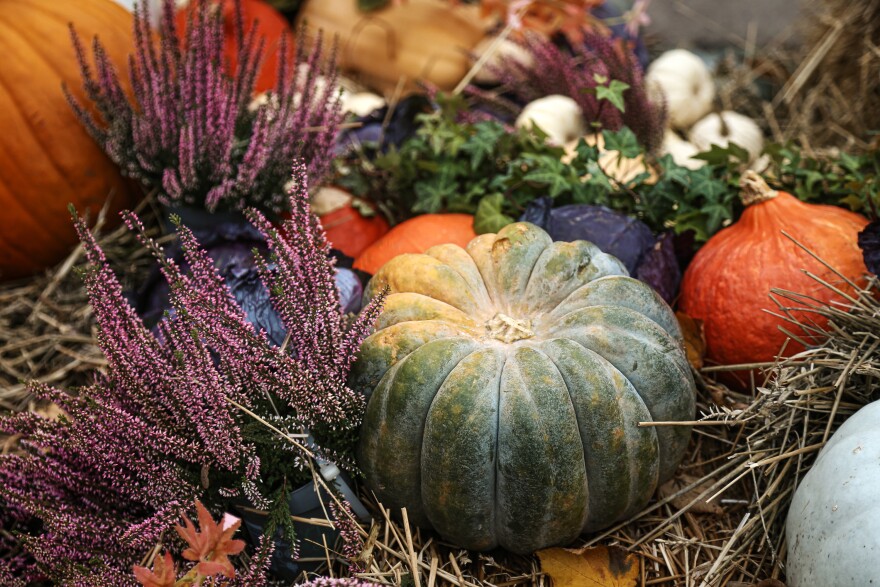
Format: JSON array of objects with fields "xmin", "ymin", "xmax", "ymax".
[
  {"xmin": 176, "ymin": 0, "xmax": 292, "ymax": 93},
  {"xmin": 353, "ymin": 213, "xmax": 477, "ymax": 275},
  {"xmin": 679, "ymin": 171, "xmax": 868, "ymax": 369},
  {"xmin": 0, "ymin": 0, "xmax": 137, "ymax": 281},
  {"xmin": 311, "ymin": 186, "xmax": 389, "ymax": 258}
]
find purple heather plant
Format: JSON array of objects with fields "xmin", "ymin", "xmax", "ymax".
[
  {"xmin": 67, "ymin": 0, "xmax": 342, "ymax": 213},
  {"xmin": 0, "ymin": 163, "xmax": 384, "ymax": 584},
  {"xmin": 472, "ymin": 32, "xmax": 665, "ymax": 152}
]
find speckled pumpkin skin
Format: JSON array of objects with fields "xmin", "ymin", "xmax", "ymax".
[{"xmin": 351, "ymin": 222, "xmax": 696, "ymax": 554}]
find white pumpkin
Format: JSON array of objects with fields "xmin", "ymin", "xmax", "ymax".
[
  {"xmin": 660, "ymin": 130, "xmax": 705, "ymax": 170},
  {"xmin": 515, "ymin": 95, "xmax": 585, "ymax": 146},
  {"xmin": 111, "ymin": 0, "xmax": 189, "ymax": 26},
  {"xmin": 688, "ymin": 111, "xmax": 764, "ymax": 163},
  {"xmin": 646, "ymin": 49, "xmax": 715, "ymax": 130},
  {"xmin": 341, "ymin": 92, "xmax": 386, "ymax": 117},
  {"xmin": 786, "ymin": 401, "xmax": 880, "ymax": 586},
  {"xmin": 470, "ymin": 36, "xmax": 534, "ymax": 84}
]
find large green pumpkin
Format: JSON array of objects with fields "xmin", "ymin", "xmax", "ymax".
[{"xmin": 351, "ymin": 222, "xmax": 695, "ymax": 553}]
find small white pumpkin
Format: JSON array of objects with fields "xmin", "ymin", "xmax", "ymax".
[
  {"xmin": 646, "ymin": 49, "xmax": 715, "ymax": 130},
  {"xmin": 660, "ymin": 130, "xmax": 705, "ymax": 170},
  {"xmin": 688, "ymin": 111, "xmax": 763, "ymax": 163},
  {"xmin": 341, "ymin": 92, "xmax": 386, "ymax": 117},
  {"xmin": 786, "ymin": 401, "xmax": 880, "ymax": 587},
  {"xmin": 516, "ymin": 95, "xmax": 585, "ymax": 146},
  {"xmin": 470, "ymin": 36, "xmax": 534, "ymax": 84}
]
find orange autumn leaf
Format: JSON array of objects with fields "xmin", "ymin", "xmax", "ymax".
[
  {"xmin": 133, "ymin": 551, "xmax": 177, "ymax": 587},
  {"xmin": 676, "ymin": 311, "xmax": 707, "ymax": 371},
  {"xmin": 175, "ymin": 500, "xmax": 245, "ymax": 579},
  {"xmin": 537, "ymin": 545, "xmax": 639, "ymax": 587}
]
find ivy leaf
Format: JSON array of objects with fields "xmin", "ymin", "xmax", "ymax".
[
  {"xmin": 461, "ymin": 122, "xmax": 506, "ymax": 170},
  {"xmin": 358, "ymin": 0, "xmax": 390, "ymax": 10},
  {"xmin": 601, "ymin": 128, "xmax": 641, "ymax": 159},
  {"xmin": 688, "ymin": 167, "xmax": 728, "ymax": 202},
  {"xmin": 692, "ymin": 142, "xmax": 750, "ymax": 167},
  {"xmin": 523, "ymin": 169, "xmax": 573, "ymax": 198},
  {"xmin": 474, "ymin": 194, "xmax": 515, "ymax": 234},
  {"xmin": 595, "ymin": 79, "xmax": 631, "ymax": 113}
]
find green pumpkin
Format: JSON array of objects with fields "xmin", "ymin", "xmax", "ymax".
[{"xmin": 351, "ymin": 222, "xmax": 695, "ymax": 553}]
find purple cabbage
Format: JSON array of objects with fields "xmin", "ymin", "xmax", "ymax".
[
  {"xmin": 520, "ymin": 197, "xmax": 681, "ymax": 302},
  {"xmin": 858, "ymin": 220, "xmax": 880, "ymax": 275},
  {"xmin": 135, "ymin": 219, "xmax": 363, "ymax": 345}
]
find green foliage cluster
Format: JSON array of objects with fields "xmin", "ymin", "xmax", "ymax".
[{"xmin": 336, "ymin": 95, "xmax": 880, "ymax": 247}]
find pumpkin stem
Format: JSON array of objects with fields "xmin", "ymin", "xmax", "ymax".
[
  {"xmin": 740, "ymin": 170, "xmax": 778, "ymax": 206},
  {"xmin": 486, "ymin": 313, "xmax": 534, "ymax": 343}
]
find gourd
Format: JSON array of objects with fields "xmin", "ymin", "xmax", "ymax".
[
  {"xmin": 353, "ymin": 213, "xmax": 476, "ymax": 275},
  {"xmin": 311, "ymin": 186, "xmax": 389, "ymax": 258},
  {"xmin": 562, "ymin": 134, "xmax": 657, "ymax": 184},
  {"xmin": 646, "ymin": 49, "xmax": 715, "ymax": 130},
  {"xmin": 175, "ymin": 0, "xmax": 292, "ymax": 93},
  {"xmin": 516, "ymin": 95, "xmax": 585, "ymax": 146},
  {"xmin": 679, "ymin": 171, "xmax": 868, "ymax": 367},
  {"xmin": 340, "ymin": 92, "xmax": 386, "ymax": 117},
  {"xmin": 0, "ymin": 0, "xmax": 137, "ymax": 280},
  {"xmin": 688, "ymin": 111, "xmax": 763, "ymax": 163},
  {"xmin": 296, "ymin": 0, "xmax": 485, "ymax": 94},
  {"xmin": 660, "ymin": 129, "xmax": 704, "ymax": 170},
  {"xmin": 786, "ymin": 400, "xmax": 880, "ymax": 586},
  {"xmin": 470, "ymin": 36, "xmax": 534, "ymax": 85},
  {"xmin": 352, "ymin": 222, "xmax": 696, "ymax": 553}
]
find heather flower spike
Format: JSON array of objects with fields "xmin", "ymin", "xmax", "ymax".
[
  {"xmin": 0, "ymin": 168, "xmax": 382, "ymax": 583},
  {"xmin": 67, "ymin": 0, "xmax": 343, "ymax": 213},
  {"xmin": 473, "ymin": 32, "xmax": 665, "ymax": 151}
]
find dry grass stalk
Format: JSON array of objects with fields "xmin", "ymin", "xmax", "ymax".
[{"xmin": 0, "ymin": 193, "xmax": 163, "ymax": 412}]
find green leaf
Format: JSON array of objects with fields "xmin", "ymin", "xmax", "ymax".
[
  {"xmin": 474, "ymin": 194, "xmax": 515, "ymax": 234},
  {"xmin": 691, "ymin": 142, "xmax": 750, "ymax": 167},
  {"xmin": 595, "ymin": 79, "xmax": 631, "ymax": 113},
  {"xmin": 358, "ymin": 0, "xmax": 390, "ymax": 10},
  {"xmin": 522, "ymin": 169, "xmax": 573, "ymax": 198},
  {"xmin": 601, "ymin": 128, "xmax": 641, "ymax": 159}
]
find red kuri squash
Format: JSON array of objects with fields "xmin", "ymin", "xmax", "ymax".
[
  {"xmin": 353, "ymin": 213, "xmax": 477, "ymax": 275},
  {"xmin": 311, "ymin": 186, "xmax": 389, "ymax": 258},
  {"xmin": 679, "ymin": 171, "xmax": 868, "ymax": 368},
  {"xmin": 0, "ymin": 0, "xmax": 137, "ymax": 280}
]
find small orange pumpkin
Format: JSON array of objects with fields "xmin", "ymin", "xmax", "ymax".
[
  {"xmin": 0, "ymin": 0, "xmax": 137, "ymax": 281},
  {"xmin": 353, "ymin": 213, "xmax": 477, "ymax": 275},
  {"xmin": 176, "ymin": 0, "xmax": 292, "ymax": 93},
  {"xmin": 311, "ymin": 186, "xmax": 389, "ymax": 258},
  {"xmin": 679, "ymin": 171, "xmax": 868, "ymax": 368}
]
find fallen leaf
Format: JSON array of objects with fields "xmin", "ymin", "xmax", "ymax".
[
  {"xmin": 657, "ymin": 474, "xmax": 723, "ymax": 515},
  {"xmin": 537, "ymin": 545, "xmax": 638, "ymax": 587},
  {"xmin": 676, "ymin": 311, "xmax": 706, "ymax": 370}
]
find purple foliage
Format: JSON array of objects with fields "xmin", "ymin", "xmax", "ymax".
[
  {"xmin": 0, "ymin": 165, "xmax": 384, "ymax": 583},
  {"xmin": 473, "ymin": 33, "xmax": 665, "ymax": 152},
  {"xmin": 66, "ymin": 0, "xmax": 342, "ymax": 213}
]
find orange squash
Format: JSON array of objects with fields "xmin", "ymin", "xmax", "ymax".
[
  {"xmin": 176, "ymin": 0, "xmax": 292, "ymax": 93},
  {"xmin": 679, "ymin": 171, "xmax": 868, "ymax": 368},
  {"xmin": 0, "ymin": 0, "xmax": 137, "ymax": 281},
  {"xmin": 311, "ymin": 186, "xmax": 389, "ymax": 258},
  {"xmin": 353, "ymin": 213, "xmax": 476, "ymax": 275}
]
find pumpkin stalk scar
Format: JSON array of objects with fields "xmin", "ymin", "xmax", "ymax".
[{"xmin": 486, "ymin": 313, "xmax": 534, "ymax": 343}]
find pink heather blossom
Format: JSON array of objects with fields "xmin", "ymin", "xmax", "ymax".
[
  {"xmin": 66, "ymin": 0, "xmax": 342, "ymax": 213},
  {"xmin": 470, "ymin": 32, "xmax": 666, "ymax": 152},
  {"xmin": 0, "ymin": 170, "xmax": 384, "ymax": 584}
]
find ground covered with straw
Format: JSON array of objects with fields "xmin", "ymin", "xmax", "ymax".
[{"xmin": 3, "ymin": 196, "xmax": 877, "ymax": 586}]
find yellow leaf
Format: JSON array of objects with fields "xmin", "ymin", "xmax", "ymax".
[
  {"xmin": 537, "ymin": 545, "xmax": 639, "ymax": 587},
  {"xmin": 675, "ymin": 311, "xmax": 706, "ymax": 370}
]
